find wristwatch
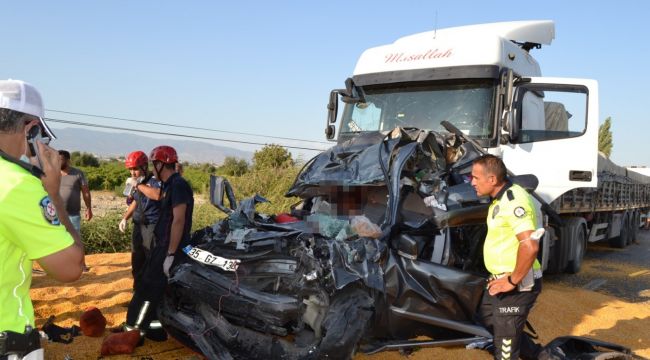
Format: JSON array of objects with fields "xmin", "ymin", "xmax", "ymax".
[{"xmin": 507, "ymin": 275, "xmax": 517, "ymax": 286}]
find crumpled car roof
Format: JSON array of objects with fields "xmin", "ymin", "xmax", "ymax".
[{"xmin": 286, "ymin": 128, "xmax": 451, "ymax": 198}]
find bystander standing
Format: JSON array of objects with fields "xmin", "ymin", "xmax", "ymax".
[{"xmin": 58, "ymin": 150, "xmax": 93, "ymax": 230}]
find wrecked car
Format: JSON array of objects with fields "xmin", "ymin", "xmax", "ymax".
[
  {"xmin": 158, "ymin": 126, "xmax": 505, "ymax": 359},
  {"xmin": 159, "ymin": 126, "xmax": 633, "ymax": 360}
]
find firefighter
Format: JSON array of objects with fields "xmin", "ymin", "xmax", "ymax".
[
  {"xmin": 123, "ymin": 145, "xmax": 193, "ymax": 341},
  {"xmin": 0, "ymin": 79, "xmax": 84, "ymax": 359},
  {"xmin": 470, "ymin": 154, "xmax": 542, "ymax": 360},
  {"xmin": 119, "ymin": 151, "xmax": 161, "ymax": 289}
]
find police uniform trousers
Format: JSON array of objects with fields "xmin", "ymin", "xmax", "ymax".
[{"xmin": 479, "ymin": 278, "xmax": 542, "ymax": 360}]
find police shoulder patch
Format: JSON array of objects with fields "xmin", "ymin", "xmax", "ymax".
[
  {"xmin": 513, "ymin": 206, "xmax": 526, "ymax": 218},
  {"xmin": 40, "ymin": 196, "xmax": 61, "ymax": 225}
]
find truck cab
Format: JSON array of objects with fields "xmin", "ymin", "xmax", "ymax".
[{"xmin": 326, "ymin": 20, "xmax": 600, "ymax": 271}]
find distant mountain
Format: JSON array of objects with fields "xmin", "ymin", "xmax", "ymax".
[{"xmin": 50, "ymin": 128, "xmax": 252, "ymax": 164}]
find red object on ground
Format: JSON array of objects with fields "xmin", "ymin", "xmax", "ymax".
[
  {"xmin": 79, "ymin": 307, "xmax": 107, "ymax": 337},
  {"xmin": 275, "ymin": 213, "xmax": 299, "ymax": 223},
  {"xmin": 100, "ymin": 330, "xmax": 141, "ymax": 356}
]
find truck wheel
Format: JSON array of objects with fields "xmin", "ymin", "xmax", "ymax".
[
  {"xmin": 565, "ymin": 220, "xmax": 586, "ymax": 274},
  {"xmin": 629, "ymin": 211, "xmax": 640, "ymax": 244},
  {"xmin": 609, "ymin": 212, "xmax": 628, "ymax": 249},
  {"xmin": 545, "ymin": 226, "xmax": 564, "ymax": 274}
]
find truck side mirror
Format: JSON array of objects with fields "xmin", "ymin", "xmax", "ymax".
[
  {"xmin": 326, "ymin": 90, "xmax": 340, "ymax": 140},
  {"xmin": 505, "ymin": 110, "xmax": 520, "ymax": 143},
  {"xmin": 501, "ymin": 69, "xmax": 520, "ymax": 143}
]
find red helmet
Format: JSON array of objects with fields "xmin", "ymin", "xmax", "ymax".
[
  {"xmin": 150, "ymin": 145, "xmax": 178, "ymax": 164},
  {"xmin": 125, "ymin": 151, "xmax": 148, "ymax": 168}
]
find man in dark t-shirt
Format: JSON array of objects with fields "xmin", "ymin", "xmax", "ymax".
[{"xmin": 124, "ymin": 145, "xmax": 193, "ymax": 341}]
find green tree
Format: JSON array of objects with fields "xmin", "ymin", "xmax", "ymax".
[
  {"xmin": 220, "ymin": 156, "xmax": 248, "ymax": 176},
  {"xmin": 598, "ymin": 117, "xmax": 613, "ymax": 158},
  {"xmin": 252, "ymin": 144, "xmax": 294, "ymax": 170},
  {"xmin": 71, "ymin": 151, "xmax": 100, "ymax": 167}
]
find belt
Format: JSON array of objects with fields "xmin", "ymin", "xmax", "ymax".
[
  {"xmin": 0, "ymin": 327, "xmax": 41, "ymax": 357},
  {"xmin": 488, "ymin": 269, "xmax": 543, "ymax": 281}
]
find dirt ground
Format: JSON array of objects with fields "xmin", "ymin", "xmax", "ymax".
[{"xmin": 32, "ymin": 252, "xmax": 650, "ymax": 360}]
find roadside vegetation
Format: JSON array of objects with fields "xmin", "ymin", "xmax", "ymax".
[{"xmin": 79, "ymin": 145, "xmax": 304, "ymax": 254}]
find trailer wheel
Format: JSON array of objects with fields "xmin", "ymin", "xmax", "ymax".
[
  {"xmin": 629, "ymin": 211, "xmax": 640, "ymax": 244},
  {"xmin": 609, "ymin": 212, "xmax": 629, "ymax": 249},
  {"xmin": 565, "ymin": 218, "xmax": 586, "ymax": 274}
]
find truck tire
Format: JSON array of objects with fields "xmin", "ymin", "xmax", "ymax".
[
  {"xmin": 545, "ymin": 226, "xmax": 565, "ymax": 274},
  {"xmin": 630, "ymin": 211, "xmax": 640, "ymax": 244},
  {"xmin": 564, "ymin": 218, "xmax": 587, "ymax": 274},
  {"xmin": 609, "ymin": 212, "xmax": 629, "ymax": 249}
]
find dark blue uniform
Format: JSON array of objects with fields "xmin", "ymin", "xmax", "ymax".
[
  {"xmin": 130, "ymin": 177, "xmax": 161, "ymax": 288},
  {"xmin": 154, "ymin": 172, "xmax": 194, "ymax": 251}
]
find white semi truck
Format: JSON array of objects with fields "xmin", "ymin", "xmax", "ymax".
[{"xmin": 325, "ymin": 20, "xmax": 650, "ymax": 274}]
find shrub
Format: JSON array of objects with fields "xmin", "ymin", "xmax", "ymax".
[
  {"xmin": 183, "ymin": 165, "xmax": 211, "ymax": 194},
  {"xmin": 192, "ymin": 202, "xmax": 226, "ymax": 231},
  {"xmin": 223, "ymin": 166, "xmax": 300, "ymax": 215},
  {"xmin": 81, "ymin": 211, "xmax": 131, "ymax": 254},
  {"xmin": 252, "ymin": 144, "xmax": 294, "ymax": 171},
  {"xmin": 80, "ymin": 160, "xmax": 129, "ymax": 191},
  {"xmin": 220, "ymin": 156, "xmax": 248, "ymax": 176},
  {"xmin": 71, "ymin": 151, "xmax": 100, "ymax": 167}
]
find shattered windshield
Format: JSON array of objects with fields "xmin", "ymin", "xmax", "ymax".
[{"xmin": 340, "ymin": 80, "xmax": 496, "ymax": 138}]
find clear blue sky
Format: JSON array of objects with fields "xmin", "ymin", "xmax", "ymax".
[{"xmin": 1, "ymin": 1, "xmax": 648, "ymax": 166}]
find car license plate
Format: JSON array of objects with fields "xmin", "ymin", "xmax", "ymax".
[{"xmin": 182, "ymin": 245, "xmax": 240, "ymax": 272}]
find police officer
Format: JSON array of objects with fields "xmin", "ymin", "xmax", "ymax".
[
  {"xmin": 470, "ymin": 154, "xmax": 542, "ymax": 360},
  {"xmin": 119, "ymin": 151, "xmax": 161, "ymax": 289},
  {"xmin": 0, "ymin": 79, "xmax": 85, "ymax": 359}
]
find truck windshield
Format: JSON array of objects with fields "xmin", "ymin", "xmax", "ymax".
[{"xmin": 339, "ymin": 80, "xmax": 496, "ymax": 139}]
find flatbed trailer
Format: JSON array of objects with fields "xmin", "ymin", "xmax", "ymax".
[{"xmin": 546, "ymin": 155, "xmax": 650, "ymax": 273}]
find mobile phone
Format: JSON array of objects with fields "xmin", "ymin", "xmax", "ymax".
[
  {"xmin": 123, "ymin": 177, "xmax": 137, "ymax": 197},
  {"xmin": 26, "ymin": 125, "xmax": 45, "ymax": 169}
]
